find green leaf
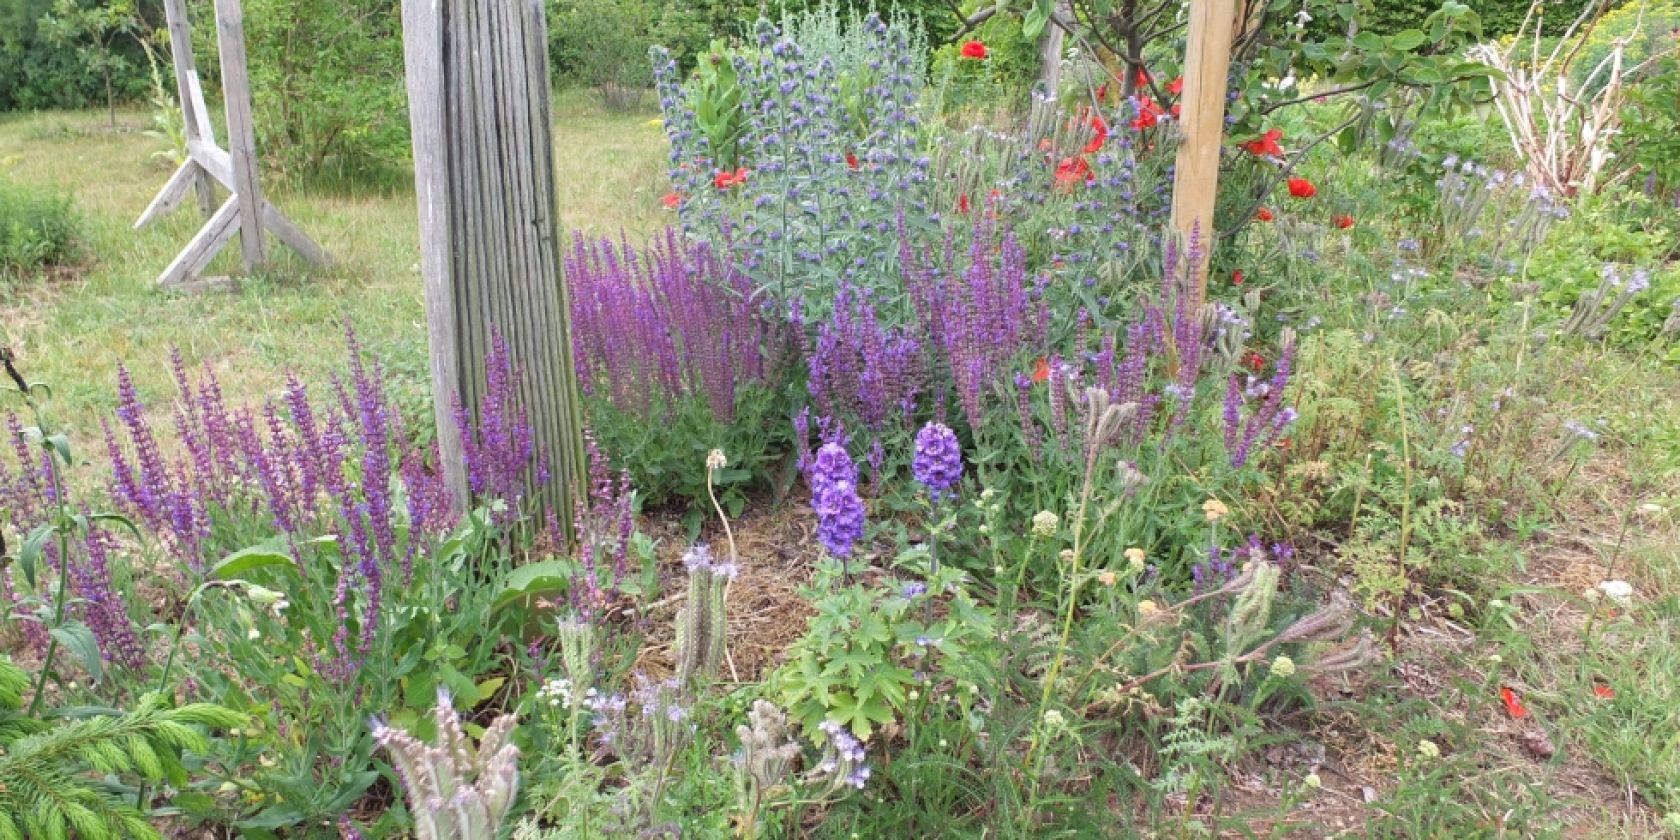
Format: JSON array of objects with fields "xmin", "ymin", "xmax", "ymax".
[
  {"xmin": 236, "ymin": 804, "xmax": 312, "ymax": 831},
  {"xmin": 209, "ymin": 541, "xmax": 298, "ymax": 581},
  {"xmin": 50, "ymin": 622, "xmax": 103, "ymax": 684},
  {"xmin": 493, "ymin": 559, "xmax": 573, "ymax": 611},
  {"xmin": 1390, "ymin": 29, "xmax": 1426, "ymax": 51},
  {"xmin": 1022, "ymin": 0, "xmax": 1050, "ymax": 39},
  {"xmin": 44, "ymin": 433, "xmax": 72, "ymax": 466},
  {"xmin": 18, "ymin": 522, "xmax": 56, "ymax": 590}
]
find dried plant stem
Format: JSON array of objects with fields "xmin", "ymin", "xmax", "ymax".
[{"xmin": 706, "ymin": 457, "xmax": 740, "ymax": 684}]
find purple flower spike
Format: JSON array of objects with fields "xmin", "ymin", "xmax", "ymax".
[
  {"xmin": 809, "ymin": 443, "xmax": 865, "ymax": 558},
  {"xmin": 911, "ymin": 422, "xmax": 963, "ymax": 500}
]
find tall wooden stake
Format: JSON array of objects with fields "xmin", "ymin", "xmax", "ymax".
[
  {"xmin": 1169, "ymin": 0, "xmax": 1238, "ymax": 309},
  {"xmin": 401, "ymin": 0, "xmax": 587, "ymax": 526}
]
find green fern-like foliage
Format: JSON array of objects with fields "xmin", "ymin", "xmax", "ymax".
[{"xmin": 0, "ymin": 658, "xmax": 245, "ymax": 840}]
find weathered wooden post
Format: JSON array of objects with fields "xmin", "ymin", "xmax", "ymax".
[
  {"xmin": 135, "ymin": 0, "xmax": 328, "ymax": 289},
  {"xmin": 1169, "ymin": 0, "xmax": 1238, "ymax": 308},
  {"xmin": 401, "ymin": 0, "xmax": 587, "ymax": 526}
]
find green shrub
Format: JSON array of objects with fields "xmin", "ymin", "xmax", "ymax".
[
  {"xmin": 0, "ymin": 177, "xmax": 78, "ymax": 277},
  {"xmin": 1571, "ymin": 0, "xmax": 1680, "ymax": 90},
  {"xmin": 232, "ymin": 0, "xmax": 410, "ymax": 180},
  {"xmin": 0, "ymin": 0, "xmax": 153, "ymax": 113}
]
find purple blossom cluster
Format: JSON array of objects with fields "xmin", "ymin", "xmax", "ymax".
[
  {"xmin": 806, "ymin": 284, "xmax": 922, "ymax": 435},
  {"xmin": 452, "ymin": 329, "xmax": 537, "ymax": 518},
  {"xmin": 550, "ymin": 434, "xmax": 636, "ymax": 618},
  {"xmin": 0, "ymin": 413, "xmax": 145, "ymax": 669},
  {"xmin": 807, "ymin": 442, "xmax": 865, "ymax": 558},
  {"xmin": 904, "ymin": 219, "xmax": 1048, "ymax": 432},
  {"xmin": 93, "ymin": 328, "xmax": 565, "ymax": 681},
  {"xmin": 1223, "ymin": 332, "xmax": 1298, "ymax": 469},
  {"xmin": 567, "ymin": 230, "xmax": 790, "ymax": 422},
  {"xmin": 911, "ymin": 422, "xmax": 962, "ymax": 499}
]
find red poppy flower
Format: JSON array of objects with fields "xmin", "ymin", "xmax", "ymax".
[
  {"xmin": 714, "ymin": 167, "xmax": 749, "ymax": 190},
  {"xmin": 960, "ymin": 40, "xmax": 988, "ymax": 59},
  {"xmin": 1131, "ymin": 97, "xmax": 1164, "ymax": 131},
  {"xmin": 1083, "ymin": 116, "xmax": 1108, "ymax": 154},
  {"xmin": 1332, "ymin": 214, "xmax": 1355, "ymax": 229},
  {"xmin": 1032, "ymin": 357, "xmax": 1050, "ymax": 384},
  {"xmin": 1277, "ymin": 437, "xmax": 1292, "ymax": 450},
  {"xmin": 1246, "ymin": 351, "xmax": 1265, "ymax": 372},
  {"xmin": 956, "ymin": 192, "xmax": 971, "ymax": 215},
  {"xmin": 1255, "ymin": 207, "xmax": 1274, "ymax": 222},
  {"xmin": 1134, "ymin": 67, "xmax": 1150, "ymax": 88},
  {"xmin": 1593, "ymin": 683, "xmax": 1615, "ymax": 699},
  {"xmin": 1038, "ymin": 137, "xmax": 1054, "ymax": 152},
  {"xmin": 1242, "ymin": 128, "xmax": 1285, "ymax": 158},
  {"xmin": 1170, "ymin": 102, "xmax": 1181, "ymax": 119},
  {"xmin": 661, "ymin": 192, "xmax": 681, "ymax": 209},
  {"xmin": 1232, "ymin": 270, "xmax": 1245, "ymax": 286},
  {"xmin": 1500, "ymin": 686, "xmax": 1529, "ymax": 719},
  {"xmin": 1167, "ymin": 76, "xmax": 1184, "ymax": 95},
  {"xmin": 1096, "ymin": 83, "xmax": 1109, "ymax": 102},
  {"xmin": 846, "ymin": 152, "xmax": 859, "ymax": 171},
  {"xmin": 1287, "ymin": 177, "xmax": 1316, "ymax": 199},
  {"xmin": 1054, "ymin": 156, "xmax": 1092, "ymax": 190}
]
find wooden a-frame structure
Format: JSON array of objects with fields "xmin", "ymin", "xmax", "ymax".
[{"xmin": 135, "ymin": 0, "xmax": 328, "ymax": 289}]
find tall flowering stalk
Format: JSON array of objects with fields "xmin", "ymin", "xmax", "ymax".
[
  {"xmin": 911, "ymin": 422, "xmax": 963, "ymax": 500},
  {"xmin": 653, "ymin": 12, "xmax": 933, "ymax": 318},
  {"xmin": 1225, "ymin": 330, "xmax": 1299, "ymax": 469},
  {"xmin": 806, "ymin": 442, "xmax": 865, "ymax": 573},
  {"xmin": 806, "ymin": 284, "xmax": 922, "ymax": 436},
  {"xmin": 96, "ymin": 329, "xmax": 556, "ymax": 683},
  {"xmin": 904, "ymin": 218, "xmax": 1048, "ymax": 433},
  {"xmin": 568, "ymin": 230, "xmax": 791, "ymax": 422}
]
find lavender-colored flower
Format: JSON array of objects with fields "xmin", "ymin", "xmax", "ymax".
[
  {"xmin": 808, "ymin": 443, "xmax": 865, "ymax": 557},
  {"xmin": 911, "ymin": 422, "xmax": 963, "ymax": 499}
]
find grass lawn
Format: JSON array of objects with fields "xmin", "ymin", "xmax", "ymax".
[{"xmin": 0, "ymin": 89, "xmax": 666, "ymax": 454}]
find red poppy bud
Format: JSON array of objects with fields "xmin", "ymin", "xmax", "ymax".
[
  {"xmin": 1232, "ymin": 270, "xmax": 1245, "ymax": 285},
  {"xmin": 1256, "ymin": 208, "xmax": 1274, "ymax": 222},
  {"xmin": 1333, "ymin": 214, "xmax": 1355, "ymax": 229},
  {"xmin": 847, "ymin": 152, "xmax": 859, "ymax": 170}
]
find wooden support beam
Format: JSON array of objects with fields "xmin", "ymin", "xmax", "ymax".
[
  {"xmin": 402, "ymin": 0, "xmax": 587, "ymax": 526},
  {"xmin": 214, "ymin": 0, "xmax": 267, "ymax": 271},
  {"xmin": 139, "ymin": 0, "xmax": 328, "ymax": 286},
  {"xmin": 1170, "ymin": 0, "xmax": 1238, "ymax": 310},
  {"xmin": 159, "ymin": 198, "xmax": 240, "ymax": 288},
  {"xmin": 158, "ymin": 0, "xmax": 217, "ymax": 218}
]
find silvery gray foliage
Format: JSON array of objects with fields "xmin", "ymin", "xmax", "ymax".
[
  {"xmin": 1559, "ymin": 264, "xmax": 1654, "ymax": 340},
  {"xmin": 731, "ymin": 700, "xmax": 804, "ymax": 838},
  {"xmin": 371, "ymin": 690, "xmax": 520, "ymax": 840},
  {"xmin": 675, "ymin": 545, "xmax": 736, "ymax": 685}
]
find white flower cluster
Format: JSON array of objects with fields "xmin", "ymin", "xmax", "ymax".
[{"xmin": 536, "ymin": 677, "xmax": 597, "ymax": 711}]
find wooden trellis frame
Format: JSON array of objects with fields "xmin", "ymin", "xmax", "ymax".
[{"xmin": 134, "ymin": 0, "xmax": 328, "ymax": 289}]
